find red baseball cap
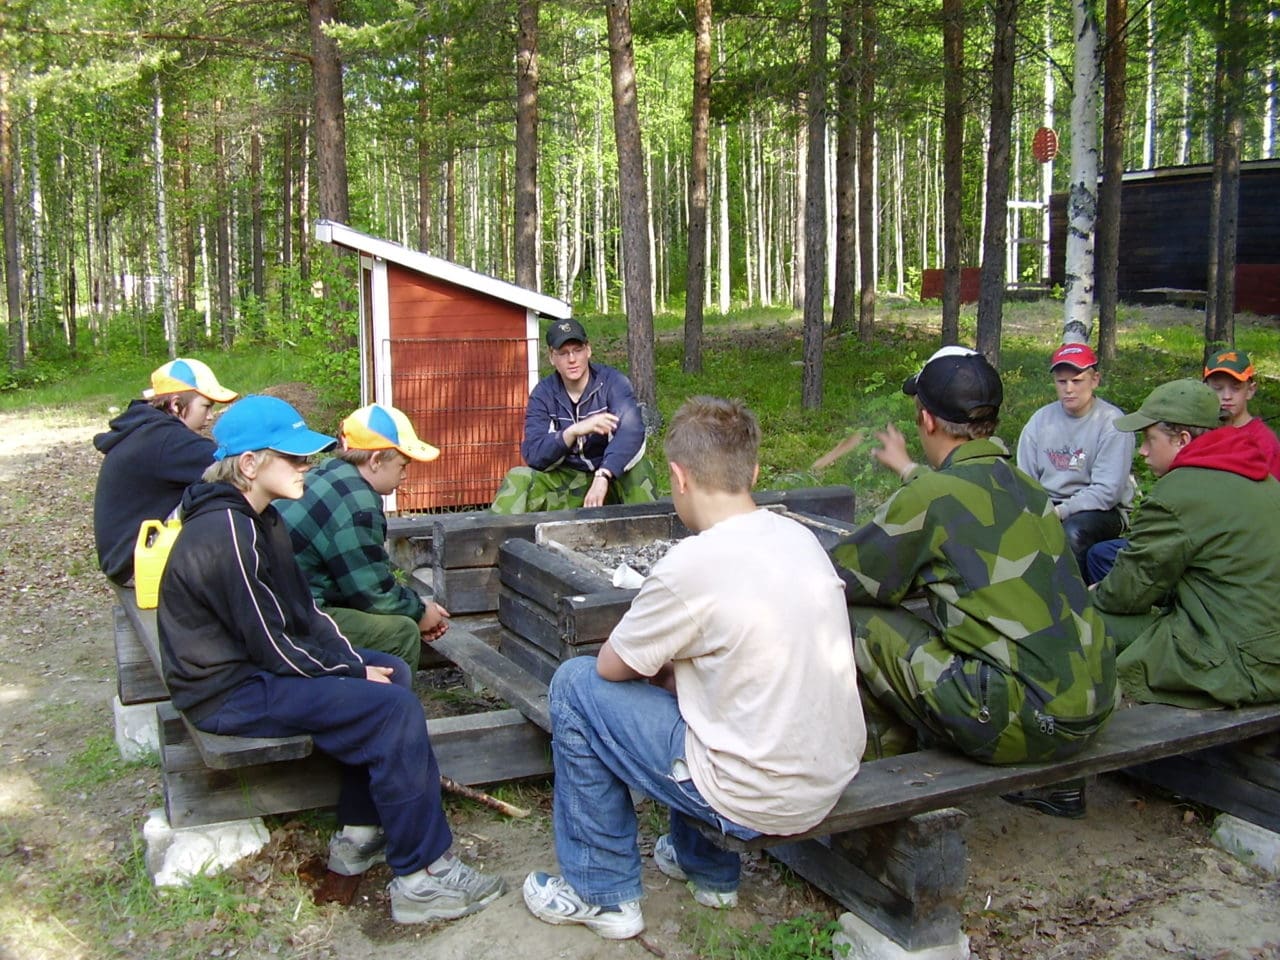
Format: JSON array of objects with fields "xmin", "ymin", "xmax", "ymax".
[{"xmin": 1049, "ymin": 343, "xmax": 1098, "ymax": 371}]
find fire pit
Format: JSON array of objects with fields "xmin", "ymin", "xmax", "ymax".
[{"xmin": 494, "ymin": 504, "xmax": 856, "ymax": 683}]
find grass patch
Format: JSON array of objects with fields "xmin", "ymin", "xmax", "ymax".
[
  {"xmin": 49, "ymin": 733, "xmax": 158, "ymax": 793},
  {"xmin": 689, "ymin": 911, "xmax": 849, "ymax": 959},
  {"xmin": 35, "ymin": 833, "xmax": 329, "ymax": 960}
]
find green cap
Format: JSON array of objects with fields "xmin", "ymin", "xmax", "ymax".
[
  {"xmin": 1113, "ymin": 379, "xmax": 1224, "ymax": 432},
  {"xmin": 1204, "ymin": 348, "xmax": 1255, "ymax": 382}
]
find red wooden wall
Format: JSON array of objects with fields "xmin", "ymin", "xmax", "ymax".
[{"xmin": 384, "ymin": 263, "xmax": 532, "ymax": 510}]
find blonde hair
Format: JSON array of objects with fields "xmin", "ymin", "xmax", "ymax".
[
  {"xmin": 202, "ymin": 449, "xmax": 277, "ymax": 491},
  {"xmin": 664, "ymin": 396, "xmax": 759, "ymax": 493}
]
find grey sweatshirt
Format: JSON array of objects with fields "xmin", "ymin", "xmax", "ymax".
[{"xmin": 1016, "ymin": 397, "xmax": 1135, "ymax": 518}]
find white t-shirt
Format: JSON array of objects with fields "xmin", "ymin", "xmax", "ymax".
[{"xmin": 610, "ymin": 508, "xmax": 865, "ymax": 834}]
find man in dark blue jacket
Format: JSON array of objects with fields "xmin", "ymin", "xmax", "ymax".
[{"xmin": 492, "ymin": 318, "xmax": 657, "ymax": 513}]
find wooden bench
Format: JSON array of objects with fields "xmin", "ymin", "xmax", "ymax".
[
  {"xmin": 426, "ymin": 626, "xmax": 1280, "ymax": 953},
  {"xmin": 689, "ymin": 700, "xmax": 1280, "ymax": 952},
  {"xmin": 110, "ymin": 584, "xmax": 552, "ymax": 827}
]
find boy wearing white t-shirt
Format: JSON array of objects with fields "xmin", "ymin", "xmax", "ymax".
[{"xmin": 522, "ymin": 396, "xmax": 865, "ymax": 940}]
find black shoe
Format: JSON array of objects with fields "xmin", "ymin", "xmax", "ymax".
[{"xmin": 1001, "ymin": 783, "xmax": 1086, "ymax": 819}]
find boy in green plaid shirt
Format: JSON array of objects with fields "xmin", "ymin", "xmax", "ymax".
[{"xmin": 277, "ymin": 404, "xmax": 449, "ymax": 668}]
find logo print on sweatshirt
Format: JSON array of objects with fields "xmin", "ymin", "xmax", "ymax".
[{"xmin": 1047, "ymin": 445, "xmax": 1087, "ymax": 472}]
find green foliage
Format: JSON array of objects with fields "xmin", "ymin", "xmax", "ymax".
[
  {"xmin": 52, "ymin": 734, "xmax": 156, "ymax": 793},
  {"xmin": 689, "ymin": 912, "xmax": 849, "ymax": 960}
]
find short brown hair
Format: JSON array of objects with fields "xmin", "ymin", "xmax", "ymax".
[
  {"xmin": 149, "ymin": 390, "xmax": 201, "ymax": 418},
  {"xmin": 1153, "ymin": 422, "xmax": 1211, "ymax": 442},
  {"xmin": 664, "ymin": 396, "xmax": 760, "ymax": 493},
  {"xmin": 335, "ymin": 445, "xmax": 404, "ymax": 467},
  {"xmin": 916, "ymin": 398, "xmax": 998, "ymax": 440}
]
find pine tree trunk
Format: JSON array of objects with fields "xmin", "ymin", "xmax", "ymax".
[
  {"xmin": 831, "ymin": 0, "xmax": 857, "ymax": 332},
  {"xmin": 1096, "ymin": 0, "xmax": 1127, "ymax": 366},
  {"xmin": 281, "ymin": 118, "xmax": 294, "ymax": 321},
  {"xmin": 1205, "ymin": 0, "xmax": 1243, "ymax": 350},
  {"xmin": 683, "ymin": 0, "xmax": 711, "ymax": 374},
  {"xmin": 856, "ymin": 0, "xmax": 876, "ymax": 343},
  {"xmin": 1062, "ymin": 0, "xmax": 1099, "ymax": 345},
  {"xmin": 308, "ymin": 0, "xmax": 349, "ymax": 224},
  {"xmin": 976, "ymin": 0, "xmax": 1017, "ymax": 365},
  {"xmin": 941, "ymin": 0, "xmax": 963, "ymax": 344},
  {"xmin": 606, "ymin": 0, "xmax": 657, "ymax": 416},
  {"xmin": 802, "ymin": 0, "xmax": 828, "ymax": 409},
  {"xmin": 250, "ymin": 127, "xmax": 264, "ymax": 302},
  {"xmin": 515, "ymin": 0, "xmax": 539, "ymax": 289}
]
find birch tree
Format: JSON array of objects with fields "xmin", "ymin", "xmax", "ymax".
[
  {"xmin": 1062, "ymin": 0, "xmax": 1099, "ymax": 345},
  {"xmin": 151, "ymin": 73, "xmax": 177, "ymax": 358}
]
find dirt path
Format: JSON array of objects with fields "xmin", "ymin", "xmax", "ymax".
[{"xmin": 3, "ymin": 404, "xmax": 1280, "ymax": 960}]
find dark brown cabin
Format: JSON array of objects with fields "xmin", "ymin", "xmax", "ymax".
[
  {"xmin": 315, "ymin": 220, "xmax": 573, "ymax": 512},
  {"xmin": 1049, "ymin": 158, "xmax": 1280, "ymax": 314}
]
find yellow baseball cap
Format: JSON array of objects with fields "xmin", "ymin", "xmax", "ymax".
[
  {"xmin": 144, "ymin": 358, "xmax": 238, "ymax": 403},
  {"xmin": 341, "ymin": 404, "xmax": 440, "ymax": 462}
]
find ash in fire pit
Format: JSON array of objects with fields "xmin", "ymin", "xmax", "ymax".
[{"xmin": 579, "ymin": 539, "xmax": 678, "ymax": 578}]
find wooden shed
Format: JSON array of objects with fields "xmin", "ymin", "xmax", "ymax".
[
  {"xmin": 1048, "ymin": 159, "xmax": 1280, "ymax": 314},
  {"xmin": 315, "ymin": 221, "xmax": 572, "ymax": 513}
]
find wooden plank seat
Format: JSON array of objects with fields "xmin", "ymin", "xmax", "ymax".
[
  {"xmin": 686, "ymin": 700, "xmax": 1280, "ymax": 953},
  {"xmin": 435, "ymin": 627, "xmax": 1280, "ymax": 953},
  {"xmin": 109, "ymin": 584, "xmax": 552, "ymax": 826}
]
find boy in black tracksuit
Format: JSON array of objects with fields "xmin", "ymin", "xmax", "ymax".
[{"xmin": 157, "ymin": 394, "xmax": 505, "ymax": 924}]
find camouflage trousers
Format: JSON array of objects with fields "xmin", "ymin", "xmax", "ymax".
[
  {"xmin": 490, "ymin": 459, "xmax": 659, "ymax": 515},
  {"xmin": 851, "ymin": 605, "xmax": 1098, "ymax": 765}
]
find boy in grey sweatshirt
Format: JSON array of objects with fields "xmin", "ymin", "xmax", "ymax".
[{"xmin": 1016, "ymin": 343, "xmax": 1135, "ymax": 579}]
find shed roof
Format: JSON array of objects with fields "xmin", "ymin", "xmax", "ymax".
[{"xmin": 314, "ymin": 220, "xmax": 573, "ymax": 320}]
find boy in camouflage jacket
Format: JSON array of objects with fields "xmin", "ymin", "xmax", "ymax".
[{"xmin": 830, "ymin": 347, "xmax": 1117, "ymax": 776}]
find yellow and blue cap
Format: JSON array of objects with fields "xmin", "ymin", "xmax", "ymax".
[
  {"xmin": 341, "ymin": 404, "xmax": 440, "ymax": 463},
  {"xmin": 144, "ymin": 358, "xmax": 238, "ymax": 403}
]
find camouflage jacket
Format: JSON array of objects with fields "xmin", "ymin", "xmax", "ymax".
[{"xmin": 831, "ymin": 437, "xmax": 1116, "ymax": 727}]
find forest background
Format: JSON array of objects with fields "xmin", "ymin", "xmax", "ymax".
[{"xmin": 0, "ymin": 0, "xmax": 1275, "ymax": 413}]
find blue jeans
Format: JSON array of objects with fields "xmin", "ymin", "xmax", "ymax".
[
  {"xmin": 199, "ymin": 648, "xmax": 452, "ymax": 876},
  {"xmin": 1085, "ymin": 537, "xmax": 1130, "ymax": 585},
  {"xmin": 548, "ymin": 656, "xmax": 759, "ymax": 906}
]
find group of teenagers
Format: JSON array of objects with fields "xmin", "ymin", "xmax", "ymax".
[{"xmin": 92, "ymin": 320, "xmax": 1280, "ymax": 940}]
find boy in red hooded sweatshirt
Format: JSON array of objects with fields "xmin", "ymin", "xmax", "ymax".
[{"xmin": 1093, "ymin": 380, "xmax": 1280, "ymax": 708}]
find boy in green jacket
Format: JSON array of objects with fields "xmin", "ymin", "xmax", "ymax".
[{"xmin": 1093, "ymin": 379, "xmax": 1280, "ymax": 708}]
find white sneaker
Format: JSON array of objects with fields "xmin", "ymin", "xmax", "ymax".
[
  {"xmin": 389, "ymin": 857, "xmax": 506, "ymax": 923},
  {"xmin": 522, "ymin": 871, "xmax": 645, "ymax": 939},
  {"xmin": 652, "ymin": 834, "xmax": 738, "ymax": 909},
  {"xmin": 327, "ymin": 829, "xmax": 387, "ymax": 876}
]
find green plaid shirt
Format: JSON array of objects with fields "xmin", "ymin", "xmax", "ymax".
[{"xmin": 276, "ymin": 458, "xmax": 426, "ymax": 622}]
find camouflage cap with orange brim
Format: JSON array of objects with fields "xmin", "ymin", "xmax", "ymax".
[{"xmin": 1203, "ymin": 348, "xmax": 1255, "ymax": 382}]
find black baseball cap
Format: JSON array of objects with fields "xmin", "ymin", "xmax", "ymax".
[
  {"xmin": 546, "ymin": 318, "xmax": 589, "ymax": 349},
  {"xmin": 903, "ymin": 346, "xmax": 1003, "ymax": 423}
]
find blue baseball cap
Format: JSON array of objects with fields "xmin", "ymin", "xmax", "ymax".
[{"xmin": 212, "ymin": 395, "xmax": 336, "ymax": 461}]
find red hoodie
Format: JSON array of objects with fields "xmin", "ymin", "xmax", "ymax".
[{"xmin": 1169, "ymin": 423, "xmax": 1276, "ymax": 481}]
